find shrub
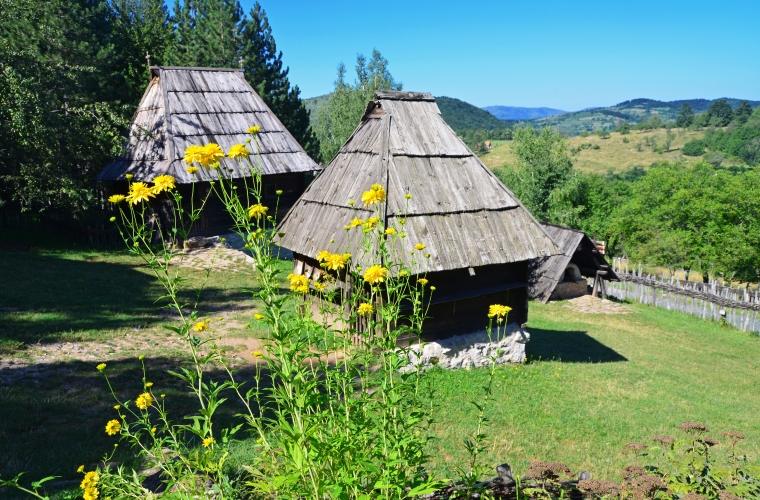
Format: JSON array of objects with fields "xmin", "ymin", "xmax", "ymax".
[{"xmin": 682, "ymin": 139, "xmax": 707, "ymax": 156}]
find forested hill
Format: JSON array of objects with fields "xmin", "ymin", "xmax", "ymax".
[
  {"xmin": 535, "ymin": 97, "xmax": 760, "ymax": 135},
  {"xmin": 482, "ymin": 105, "xmax": 565, "ymax": 120},
  {"xmin": 434, "ymin": 96, "xmax": 509, "ymax": 130},
  {"xmin": 304, "ymin": 94, "xmax": 510, "ymax": 131}
]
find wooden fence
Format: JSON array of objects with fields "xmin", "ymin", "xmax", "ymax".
[{"xmin": 606, "ymin": 258, "xmax": 760, "ymax": 334}]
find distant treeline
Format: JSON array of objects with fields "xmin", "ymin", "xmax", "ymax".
[{"xmin": 496, "ymin": 126, "xmax": 760, "ymax": 282}]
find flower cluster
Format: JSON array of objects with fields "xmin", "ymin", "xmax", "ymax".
[
  {"xmin": 287, "ymin": 273, "xmax": 310, "ymax": 294},
  {"xmin": 317, "ymin": 251, "xmax": 351, "ymax": 271},
  {"xmin": 357, "ymin": 302, "xmax": 374, "ymax": 316},
  {"xmin": 135, "ymin": 392, "xmax": 153, "ymax": 411},
  {"xmin": 488, "ymin": 304, "xmax": 512, "ymax": 321},
  {"xmin": 363, "ymin": 265, "xmax": 388, "ymax": 285},
  {"xmin": 247, "ymin": 203, "xmax": 268, "ymax": 219},
  {"xmin": 228, "ymin": 143, "xmax": 250, "ymax": 159},
  {"xmin": 108, "ymin": 175, "xmax": 177, "ymax": 206},
  {"xmin": 183, "ymin": 143, "xmax": 225, "ymax": 168},
  {"xmin": 80, "ymin": 470, "xmax": 99, "ymax": 500},
  {"xmin": 361, "ymin": 183, "xmax": 386, "ymax": 206}
]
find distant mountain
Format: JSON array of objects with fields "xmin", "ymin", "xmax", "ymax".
[
  {"xmin": 435, "ymin": 96, "xmax": 509, "ymax": 130},
  {"xmin": 535, "ymin": 97, "xmax": 760, "ymax": 135},
  {"xmin": 482, "ymin": 105, "xmax": 565, "ymax": 121},
  {"xmin": 303, "ymin": 94, "xmax": 330, "ymax": 127}
]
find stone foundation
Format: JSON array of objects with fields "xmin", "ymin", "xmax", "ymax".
[
  {"xmin": 399, "ymin": 323, "xmax": 530, "ymax": 371},
  {"xmin": 549, "ymin": 279, "xmax": 589, "ymax": 301}
]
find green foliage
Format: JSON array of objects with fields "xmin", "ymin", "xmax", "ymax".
[
  {"xmin": 315, "ymin": 49, "xmax": 401, "ymax": 163},
  {"xmin": 634, "ymin": 114, "xmax": 666, "ymax": 131},
  {"xmin": 617, "ymin": 122, "xmax": 631, "ymax": 134},
  {"xmin": 110, "ymin": 0, "xmax": 174, "ymax": 104},
  {"xmin": 611, "ymin": 162, "xmax": 760, "ymax": 280},
  {"xmin": 595, "ymin": 129, "xmax": 611, "ymax": 139},
  {"xmin": 675, "ymin": 102, "xmax": 695, "ymax": 128},
  {"xmin": 435, "ymin": 96, "xmax": 507, "ymax": 130},
  {"xmin": 704, "ymin": 120, "xmax": 760, "ymax": 166},
  {"xmin": 0, "ymin": 0, "xmax": 131, "ymax": 213},
  {"xmin": 682, "ymin": 139, "xmax": 706, "ymax": 156},
  {"xmin": 734, "ymin": 99, "xmax": 754, "ymax": 125},
  {"xmin": 457, "ymin": 128, "xmax": 512, "ymax": 152},
  {"xmin": 496, "ymin": 126, "xmax": 578, "ymax": 225},
  {"xmin": 706, "ymin": 99, "xmax": 734, "ymax": 127}
]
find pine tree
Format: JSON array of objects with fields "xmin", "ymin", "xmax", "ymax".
[
  {"xmin": 316, "ymin": 50, "xmax": 402, "ymax": 163},
  {"xmin": 240, "ymin": 2, "xmax": 319, "ymax": 160},
  {"xmin": 167, "ymin": 0, "xmax": 319, "ymax": 159},
  {"xmin": 110, "ymin": 0, "xmax": 174, "ymax": 104},
  {"xmin": 733, "ymin": 100, "xmax": 753, "ymax": 125},
  {"xmin": 675, "ymin": 102, "xmax": 695, "ymax": 128}
]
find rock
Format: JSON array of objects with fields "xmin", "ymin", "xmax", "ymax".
[
  {"xmin": 399, "ymin": 324, "xmax": 530, "ymax": 372},
  {"xmin": 496, "ymin": 463, "xmax": 514, "ymax": 484},
  {"xmin": 184, "ymin": 236, "xmax": 220, "ymax": 249}
]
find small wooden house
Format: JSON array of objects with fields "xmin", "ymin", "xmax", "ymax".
[
  {"xmin": 97, "ymin": 66, "xmax": 320, "ymax": 235},
  {"xmin": 528, "ymin": 223, "xmax": 619, "ymax": 303},
  {"xmin": 277, "ymin": 90, "xmax": 561, "ymax": 341}
]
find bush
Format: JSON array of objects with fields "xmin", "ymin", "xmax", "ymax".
[
  {"xmin": 617, "ymin": 122, "xmax": 631, "ymax": 135},
  {"xmin": 682, "ymin": 139, "xmax": 706, "ymax": 156}
]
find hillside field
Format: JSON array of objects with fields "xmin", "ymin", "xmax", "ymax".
[{"xmin": 481, "ymin": 128, "xmax": 710, "ymax": 174}]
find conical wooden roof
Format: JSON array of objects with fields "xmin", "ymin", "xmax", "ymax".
[
  {"xmin": 277, "ymin": 90, "xmax": 561, "ymax": 273},
  {"xmin": 97, "ymin": 66, "xmax": 319, "ymax": 183}
]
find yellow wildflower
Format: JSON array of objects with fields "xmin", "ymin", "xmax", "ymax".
[
  {"xmin": 276, "ymin": 189, "xmax": 283, "ymax": 195},
  {"xmin": 254, "ymin": 313, "xmax": 265, "ymax": 320},
  {"xmin": 316, "ymin": 250, "xmax": 331, "ymax": 262},
  {"xmin": 200, "ymin": 143, "xmax": 225, "ymax": 168},
  {"xmin": 183, "ymin": 144, "xmax": 205, "ymax": 165},
  {"xmin": 151, "ymin": 427, "xmax": 156, "ymax": 434},
  {"xmin": 228, "ymin": 143, "xmax": 249, "ymax": 159},
  {"xmin": 108, "ymin": 194, "xmax": 126, "ymax": 203},
  {"xmin": 361, "ymin": 183, "xmax": 386, "ymax": 206},
  {"xmin": 146, "ymin": 382, "xmax": 153, "ymax": 387},
  {"xmin": 384, "ymin": 227, "xmax": 397, "ymax": 235},
  {"xmin": 357, "ymin": 303, "xmax": 374, "ymax": 316},
  {"xmin": 186, "ymin": 166, "xmax": 199, "ymax": 174},
  {"xmin": 247, "ymin": 125, "xmax": 261, "ymax": 135},
  {"xmin": 96, "ymin": 363, "xmax": 106, "ymax": 371},
  {"xmin": 80, "ymin": 470, "xmax": 99, "ymax": 490},
  {"xmin": 151, "ymin": 175, "xmax": 175, "ymax": 193},
  {"xmin": 313, "ymin": 281, "xmax": 326, "ymax": 291},
  {"xmin": 363, "ymin": 217, "xmax": 378, "ymax": 232},
  {"xmin": 109, "ymin": 217, "xmax": 116, "ymax": 222},
  {"xmin": 77, "ymin": 465, "xmax": 85, "ymax": 473},
  {"xmin": 126, "ymin": 182, "xmax": 156, "ymax": 205},
  {"xmin": 125, "ymin": 174, "xmax": 133, "ymax": 180},
  {"xmin": 203, "ymin": 437, "xmax": 215, "ymax": 447},
  {"xmin": 135, "ymin": 392, "xmax": 153, "ymax": 410},
  {"xmin": 418, "ymin": 278, "xmax": 428, "ymax": 286},
  {"xmin": 430, "ymin": 286, "xmax": 436, "ymax": 291},
  {"xmin": 193, "ymin": 321, "xmax": 208, "ymax": 332},
  {"xmin": 363, "ymin": 265, "xmax": 388, "ymax": 285},
  {"xmin": 114, "ymin": 405, "xmax": 120, "ymax": 410},
  {"xmin": 105, "ymin": 419, "xmax": 121, "ymax": 436},
  {"xmin": 349, "ymin": 218, "xmax": 363, "ymax": 228},
  {"xmin": 287, "ymin": 273, "xmax": 310, "ymax": 294},
  {"xmin": 83, "ymin": 486, "xmax": 98, "ymax": 500},
  {"xmin": 323, "ymin": 252, "xmax": 349, "ymax": 271},
  {"xmin": 488, "ymin": 304, "xmax": 512, "ymax": 321},
  {"xmin": 247, "ymin": 203, "xmax": 268, "ymax": 219},
  {"xmin": 414, "ymin": 243, "xmax": 427, "ymax": 251},
  {"xmin": 139, "ymin": 355, "xmax": 145, "ymax": 360},
  {"xmin": 252, "ymin": 351, "xmax": 263, "ymax": 358},
  {"xmin": 405, "ymin": 193, "xmax": 412, "ymax": 200}
]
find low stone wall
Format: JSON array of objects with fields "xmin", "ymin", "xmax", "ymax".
[{"xmin": 400, "ymin": 323, "xmax": 530, "ymax": 371}]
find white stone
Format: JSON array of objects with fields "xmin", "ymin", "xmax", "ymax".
[{"xmin": 399, "ymin": 323, "xmax": 530, "ymax": 371}]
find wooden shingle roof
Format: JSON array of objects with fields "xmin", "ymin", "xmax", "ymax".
[
  {"xmin": 277, "ymin": 90, "xmax": 562, "ymax": 273},
  {"xmin": 97, "ymin": 66, "xmax": 319, "ymax": 183}
]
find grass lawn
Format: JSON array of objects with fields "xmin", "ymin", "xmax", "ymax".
[
  {"xmin": 481, "ymin": 128, "xmax": 711, "ymax": 174},
  {"xmin": 2, "ymin": 235, "xmax": 759, "ymax": 496}
]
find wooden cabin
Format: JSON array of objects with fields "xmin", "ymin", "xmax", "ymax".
[
  {"xmin": 96, "ymin": 66, "xmax": 320, "ymax": 235},
  {"xmin": 277, "ymin": 90, "xmax": 561, "ymax": 341},
  {"xmin": 528, "ymin": 223, "xmax": 619, "ymax": 303}
]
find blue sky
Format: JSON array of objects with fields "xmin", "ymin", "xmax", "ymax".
[{"xmin": 240, "ymin": 1, "xmax": 760, "ymax": 111}]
